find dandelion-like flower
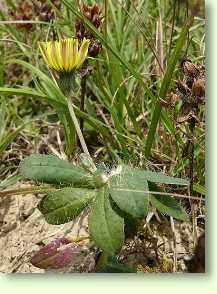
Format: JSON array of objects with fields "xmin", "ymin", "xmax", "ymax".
[{"xmin": 38, "ymin": 38, "xmax": 90, "ymax": 73}]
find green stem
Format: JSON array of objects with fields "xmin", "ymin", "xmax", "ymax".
[
  {"xmin": 80, "ymin": 75, "xmax": 87, "ymax": 133},
  {"xmin": 67, "ymin": 96, "xmax": 96, "ymax": 170}
]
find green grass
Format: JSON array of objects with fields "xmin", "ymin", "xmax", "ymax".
[{"xmin": 0, "ymin": 0, "xmax": 205, "ymax": 194}]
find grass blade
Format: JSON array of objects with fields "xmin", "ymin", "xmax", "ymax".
[{"xmin": 145, "ymin": 5, "xmax": 199, "ymax": 158}]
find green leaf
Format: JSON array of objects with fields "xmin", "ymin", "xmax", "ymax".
[
  {"xmin": 20, "ymin": 154, "xmax": 95, "ymax": 187},
  {"xmin": 38, "ymin": 187, "xmax": 96, "ymax": 225},
  {"xmin": 0, "ymin": 86, "xmax": 67, "ymax": 113},
  {"xmin": 110, "ymin": 168, "xmax": 149, "ymax": 218},
  {"xmin": 151, "ymin": 195, "xmax": 189, "ymax": 221},
  {"xmin": 149, "ymin": 184, "xmax": 189, "ymax": 221},
  {"xmin": 89, "ymin": 187, "xmax": 124, "ymax": 255},
  {"xmin": 145, "ymin": 11, "xmax": 196, "ymax": 158},
  {"xmin": 0, "ymin": 87, "xmax": 48, "ymax": 100},
  {"xmin": 134, "ymin": 169, "xmax": 189, "ymax": 186}
]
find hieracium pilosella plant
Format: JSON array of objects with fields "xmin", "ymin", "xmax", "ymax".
[{"xmin": 18, "ymin": 30, "xmax": 191, "ymax": 270}]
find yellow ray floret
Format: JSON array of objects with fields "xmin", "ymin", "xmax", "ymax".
[{"xmin": 38, "ymin": 38, "xmax": 90, "ymax": 72}]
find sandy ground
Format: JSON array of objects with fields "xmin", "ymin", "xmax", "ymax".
[
  {"xmin": 0, "ymin": 184, "xmax": 94, "ymax": 273},
  {"xmin": 0, "ymin": 182, "xmax": 204, "ymax": 273}
]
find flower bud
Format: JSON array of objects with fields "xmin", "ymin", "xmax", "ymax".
[
  {"xmin": 192, "ymin": 79, "xmax": 205, "ymax": 98},
  {"xmin": 75, "ymin": 3, "xmax": 102, "ymax": 57},
  {"xmin": 88, "ymin": 39, "xmax": 102, "ymax": 57},
  {"xmin": 176, "ymin": 80, "xmax": 191, "ymax": 97},
  {"xmin": 92, "ymin": 4, "xmax": 100, "ymax": 15},
  {"xmin": 181, "ymin": 59, "xmax": 199, "ymax": 79}
]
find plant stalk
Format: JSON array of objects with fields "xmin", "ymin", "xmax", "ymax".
[
  {"xmin": 80, "ymin": 75, "xmax": 87, "ymax": 133},
  {"xmin": 67, "ymin": 96, "xmax": 96, "ymax": 170}
]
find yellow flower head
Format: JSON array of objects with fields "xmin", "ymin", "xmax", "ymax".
[{"xmin": 38, "ymin": 38, "xmax": 90, "ymax": 72}]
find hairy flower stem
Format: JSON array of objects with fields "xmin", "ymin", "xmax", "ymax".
[
  {"xmin": 67, "ymin": 96, "xmax": 96, "ymax": 170},
  {"xmin": 80, "ymin": 75, "xmax": 87, "ymax": 133}
]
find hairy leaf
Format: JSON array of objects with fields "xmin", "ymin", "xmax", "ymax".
[
  {"xmin": 151, "ymin": 194, "xmax": 189, "ymax": 221},
  {"xmin": 110, "ymin": 168, "xmax": 149, "ymax": 218},
  {"xmin": 20, "ymin": 154, "xmax": 95, "ymax": 187},
  {"xmin": 38, "ymin": 187, "xmax": 96, "ymax": 224},
  {"xmin": 89, "ymin": 187, "xmax": 124, "ymax": 255},
  {"xmin": 150, "ymin": 183, "xmax": 189, "ymax": 221},
  {"xmin": 135, "ymin": 169, "xmax": 189, "ymax": 186}
]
